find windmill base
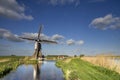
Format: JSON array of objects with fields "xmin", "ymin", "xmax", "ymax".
[{"xmin": 32, "ymin": 50, "xmax": 42, "ymax": 60}]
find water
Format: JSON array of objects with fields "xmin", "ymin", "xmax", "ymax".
[{"xmin": 0, "ymin": 61, "xmax": 64, "ymax": 80}]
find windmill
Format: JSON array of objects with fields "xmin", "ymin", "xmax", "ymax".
[{"xmin": 19, "ymin": 25, "xmax": 57, "ymax": 60}]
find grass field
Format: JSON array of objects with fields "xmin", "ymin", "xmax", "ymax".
[{"xmin": 56, "ymin": 58, "xmax": 120, "ymax": 80}]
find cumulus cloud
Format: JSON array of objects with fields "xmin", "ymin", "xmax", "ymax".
[
  {"xmin": 21, "ymin": 33, "xmax": 38, "ymax": 39},
  {"xmin": 77, "ymin": 40, "xmax": 84, "ymax": 45},
  {"xmin": 38, "ymin": 0, "xmax": 80, "ymax": 6},
  {"xmin": 0, "ymin": 0, "xmax": 33, "ymax": 20},
  {"xmin": 66, "ymin": 39, "xmax": 84, "ymax": 45},
  {"xmin": 51, "ymin": 34, "xmax": 64, "ymax": 40},
  {"xmin": 21, "ymin": 33, "xmax": 50, "ymax": 40},
  {"xmin": 0, "ymin": 28, "xmax": 84, "ymax": 46},
  {"xmin": 90, "ymin": 14, "xmax": 120, "ymax": 30},
  {"xmin": 66, "ymin": 39, "xmax": 75, "ymax": 45},
  {"xmin": 20, "ymin": 33, "xmax": 66, "ymax": 44},
  {"xmin": 0, "ymin": 28, "xmax": 63, "ymax": 42},
  {"xmin": 21, "ymin": 33, "xmax": 85, "ymax": 46},
  {"xmin": 0, "ymin": 28, "xmax": 23, "ymax": 42}
]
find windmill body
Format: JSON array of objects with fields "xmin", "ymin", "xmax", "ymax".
[
  {"xmin": 33, "ymin": 41, "xmax": 42, "ymax": 59},
  {"xmin": 19, "ymin": 25, "xmax": 57, "ymax": 60}
]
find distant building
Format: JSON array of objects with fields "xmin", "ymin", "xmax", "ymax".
[{"xmin": 46, "ymin": 55, "xmax": 68, "ymax": 60}]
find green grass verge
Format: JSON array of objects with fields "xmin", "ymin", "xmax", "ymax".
[
  {"xmin": 56, "ymin": 58, "xmax": 120, "ymax": 80},
  {"xmin": 0, "ymin": 61, "xmax": 20, "ymax": 78}
]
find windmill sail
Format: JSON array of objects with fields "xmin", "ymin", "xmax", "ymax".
[
  {"xmin": 38, "ymin": 25, "xmax": 42, "ymax": 40},
  {"xmin": 41, "ymin": 40, "xmax": 57, "ymax": 44},
  {"xmin": 19, "ymin": 37, "xmax": 36, "ymax": 41},
  {"xmin": 19, "ymin": 37, "xmax": 57, "ymax": 44}
]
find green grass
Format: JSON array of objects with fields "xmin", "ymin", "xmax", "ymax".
[
  {"xmin": 0, "ymin": 56, "xmax": 39, "ymax": 78},
  {"xmin": 56, "ymin": 58, "xmax": 120, "ymax": 80},
  {"xmin": 0, "ymin": 61, "xmax": 21, "ymax": 78},
  {"xmin": 0, "ymin": 56, "xmax": 24, "ymax": 78}
]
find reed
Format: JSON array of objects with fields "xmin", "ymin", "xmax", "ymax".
[{"xmin": 81, "ymin": 55, "xmax": 120, "ymax": 74}]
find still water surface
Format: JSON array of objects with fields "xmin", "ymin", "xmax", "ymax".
[{"xmin": 0, "ymin": 60, "xmax": 64, "ymax": 80}]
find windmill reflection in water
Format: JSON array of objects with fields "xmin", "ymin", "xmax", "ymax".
[{"xmin": 33, "ymin": 61, "xmax": 43, "ymax": 80}]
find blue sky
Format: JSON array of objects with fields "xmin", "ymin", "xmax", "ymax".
[{"xmin": 0, "ymin": 0, "xmax": 120, "ymax": 56}]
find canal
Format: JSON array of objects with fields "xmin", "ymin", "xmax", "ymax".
[{"xmin": 0, "ymin": 60, "xmax": 64, "ymax": 80}]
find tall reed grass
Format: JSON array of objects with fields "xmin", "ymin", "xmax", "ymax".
[{"xmin": 81, "ymin": 55, "xmax": 120, "ymax": 74}]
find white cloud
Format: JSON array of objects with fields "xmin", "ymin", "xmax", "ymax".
[
  {"xmin": 21, "ymin": 33, "xmax": 65, "ymax": 41},
  {"xmin": 21, "ymin": 33, "xmax": 50, "ymax": 40},
  {"xmin": 41, "ymin": 34, "xmax": 50, "ymax": 40},
  {"xmin": 0, "ymin": 28, "xmax": 23, "ymax": 42},
  {"xmin": 90, "ymin": 14, "xmax": 120, "ymax": 30},
  {"xmin": 0, "ymin": 28, "xmax": 84, "ymax": 46},
  {"xmin": 51, "ymin": 34, "xmax": 64, "ymax": 40},
  {"xmin": 21, "ymin": 33, "xmax": 38, "ymax": 39},
  {"xmin": 77, "ymin": 40, "xmax": 84, "ymax": 45},
  {"xmin": 0, "ymin": 0, "xmax": 33, "ymax": 20},
  {"xmin": 38, "ymin": 0, "xmax": 80, "ymax": 6},
  {"xmin": 20, "ymin": 33, "xmax": 66, "ymax": 44},
  {"xmin": 21, "ymin": 33, "xmax": 85, "ymax": 46},
  {"xmin": 66, "ymin": 39, "xmax": 75, "ymax": 45},
  {"xmin": 66, "ymin": 39, "xmax": 84, "ymax": 45}
]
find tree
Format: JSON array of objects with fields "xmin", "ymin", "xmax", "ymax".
[
  {"xmin": 80, "ymin": 54, "xmax": 84, "ymax": 58},
  {"xmin": 74, "ymin": 55, "xmax": 77, "ymax": 57}
]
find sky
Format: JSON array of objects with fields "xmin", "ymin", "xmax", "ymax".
[{"xmin": 0, "ymin": 0, "xmax": 120, "ymax": 56}]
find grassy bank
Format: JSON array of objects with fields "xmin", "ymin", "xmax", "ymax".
[
  {"xmin": 56, "ymin": 58, "xmax": 120, "ymax": 80},
  {"xmin": 0, "ymin": 59, "xmax": 21, "ymax": 78},
  {"xmin": 0, "ymin": 56, "xmax": 37, "ymax": 78},
  {"xmin": 0, "ymin": 61, "xmax": 21, "ymax": 77}
]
